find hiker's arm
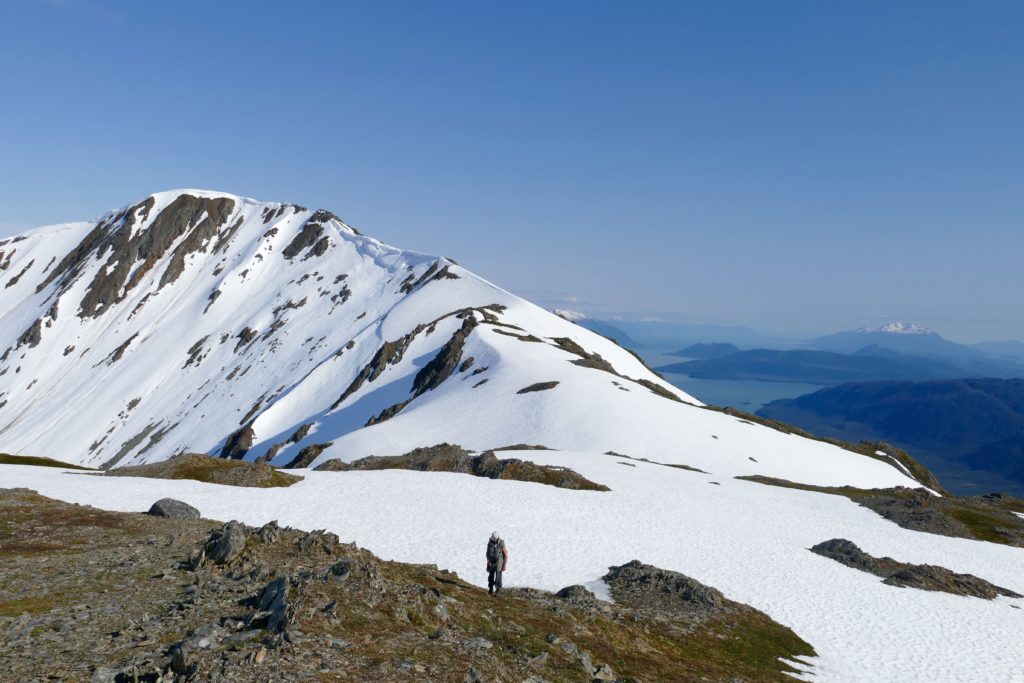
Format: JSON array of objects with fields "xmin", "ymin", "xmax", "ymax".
[{"xmin": 502, "ymin": 543, "xmax": 509, "ymax": 568}]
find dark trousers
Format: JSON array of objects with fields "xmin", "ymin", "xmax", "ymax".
[{"xmin": 488, "ymin": 566, "xmax": 503, "ymax": 593}]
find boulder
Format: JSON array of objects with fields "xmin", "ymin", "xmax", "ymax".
[
  {"xmin": 205, "ymin": 521, "xmax": 249, "ymax": 565},
  {"xmin": 146, "ymin": 498, "xmax": 200, "ymax": 519}
]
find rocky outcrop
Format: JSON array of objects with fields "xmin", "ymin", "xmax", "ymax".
[
  {"xmin": 313, "ymin": 443, "xmax": 609, "ymax": 491},
  {"xmin": 603, "ymin": 560, "xmax": 724, "ymax": 617},
  {"xmin": 362, "ymin": 316, "xmax": 481, "ymax": 426},
  {"xmin": 517, "ymin": 381, "xmax": 560, "ymax": 394},
  {"xmin": 330, "ymin": 306, "xmax": 498, "ymax": 415},
  {"xmin": 220, "ymin": 426, "xmax": 256, "ymax": 460},
  {"xmin": 281, "ymin": 222, "xmax": 325, "ymax": 260},
  {"xmin": 16, "ymin": 317, "xmax": 43, "ymax": 348},
  {"xmin": 857, "ymin": 487, "xmax": 973, "ymax": 538},
  {"xmin": 549, "ymin": 335, "xmax": 683, "ymax": 403},
  {"xmin": 810, "ymin": 538, "xmax": 1021, "ymax": 599},
  {"xmin": 258, "ymin": 423, "xmax": 315, "ymax": 463},
  {"xmin": 284, "ymin": 442, "xmax": 334, "ymax": 469},
  {"xmin": 38, "ymin": 195, "xmax": 236, "ymax": 319},
  {"xmin": 411, "ymin": 317, "xmax": 478, "ymax": 396},
  {"xmin": 109, "ymin": 453, "xmax": 301, "ymax": 488}
]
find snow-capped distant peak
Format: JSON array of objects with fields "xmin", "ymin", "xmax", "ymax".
[
  {"xmin": 857, "ymin": 322, "xmax": 935, "ymax": 335},
  {"xmin": 554, "ymin": 308, "xmax": 588, "ymax": 321}
]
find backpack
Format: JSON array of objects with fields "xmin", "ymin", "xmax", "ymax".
[{"xmin": 486, "ymin": 539, "xmax": 503, "ymax": 565}]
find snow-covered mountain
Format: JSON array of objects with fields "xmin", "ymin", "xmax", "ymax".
[
  {"xmin": 809, "ymin": 322, "xmax": 1020, "ymax": 373},
  {"xmin": 856, "ymin": 321, "xmax": 936, "ymax": 335},
  {"xmin": 3, "ymin": 190, "xmax": 1022, "ymax": 682},
  {"xmin": 0, "ymin": 189, "xmax": 922, "ymax": 487}
]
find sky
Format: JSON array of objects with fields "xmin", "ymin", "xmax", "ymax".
[{"xmin": 1, "ymin": 1, "xmax": 1021, "ymax": 343}]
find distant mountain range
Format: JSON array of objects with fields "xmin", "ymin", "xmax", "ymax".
[
  {"xmin": 657, "ymin": 348, "xmax": 968, "ymax": 385},
  {"xmin": 758, "ymin": 378, "xmax": 1024, "ymax": 496},
  {"xmin": 575, "ymin": 319, "xmax": 793, "ymax": 350},
  {"xmin": 810, "ymin": 322, "xmax": 995, "ymax": 362},
  {"xmin": 654, "ymin": 323, "xmax": 1024, "ymax": 385},
  {"xmin": 669, "ymin": 342, "xmax": 740, "ymax": 360}
]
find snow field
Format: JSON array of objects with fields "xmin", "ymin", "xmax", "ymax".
[{"xmin": 3, "ymin": 454, "xmax": 1022, "ymax": 683}]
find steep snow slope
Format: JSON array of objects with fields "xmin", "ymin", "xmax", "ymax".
[{"xmin": 1, "ymin": 190, "xmax": 919, "ymax": 489}]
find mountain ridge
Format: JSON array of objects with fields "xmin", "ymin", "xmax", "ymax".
[{"xmin": 0, "ymin": 189, "xmax": 932, "ymax": 494}]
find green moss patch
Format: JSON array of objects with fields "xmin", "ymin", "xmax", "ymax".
[
  {"xmin": 0, "ymin": 453, "xmax": 95, "ymax": 470},
  {"xmin": 107, "ymin": 453, "xmax": 301, "ymax": 488}
]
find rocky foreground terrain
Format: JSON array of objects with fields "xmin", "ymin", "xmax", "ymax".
[{"xmin": 0, "ymin": 488, "xmax": 815, "ymax": 682}]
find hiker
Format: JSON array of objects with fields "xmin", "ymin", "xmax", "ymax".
[{"xmin": 485, "ymin": 531, "xmax": 509, "ymax": 595}]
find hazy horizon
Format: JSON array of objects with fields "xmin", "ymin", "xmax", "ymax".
[{"xmin": 2, "ymin": 1, "xmax": 1021, "ymax": 342}]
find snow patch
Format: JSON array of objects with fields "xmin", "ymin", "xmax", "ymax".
[{"xmin": 3, "ymin": 460, "xmax": 1022, "ymax": 683}]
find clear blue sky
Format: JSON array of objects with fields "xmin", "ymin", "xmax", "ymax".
[{"xmin": 2, "ymin": 0, "xmax": 1021, "ymax": 342}]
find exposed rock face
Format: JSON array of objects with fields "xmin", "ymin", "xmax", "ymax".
[
  {"xmin": 40, "ymin": 195, "xmax": 236, "ymax": 320},
  {"xmin": 313, "ymin": 443, "xmax": 610, "ymax": 492},
  {"xmin": 16, "ymin": 318, "xmax": 43, "ymax": 348},
  {"xmin": 810, "ymin": 538, "xmax": 1022, "ymax": 599},
  {"xmin": 146, "ymin": 498, "xmax": 200, "ymax": 519},
  {"xmin": 357, "ymin": 314, "xmax": 487, "ymax": 427},
  {"xmin": 330, "ymin": 335, "xmax": 419, "ymax": 410},
  {"xmin": 3, "ymin": 258, "xmax": 33, "ymax": 288},
  {"xmin": 284, "ymin": 442, "xmax": 335, "ymax": 469},
  {"xmin": 411, "ymin": 316, "xmax": 478, "ymax": 396},
  {"xmin": 258, "ymin": 423, "xmax": 315, "ymax": 463},
  {"xmin": 281, "ymin": 222, "xmax": 325, "ymax": 260},
  {"xmin": 330, "ymin": 307, "xmax": 486, "ymax": 413},
  {"xmin": 221, "ymin": 426, "xmax": 256, "ymax": 460}
]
